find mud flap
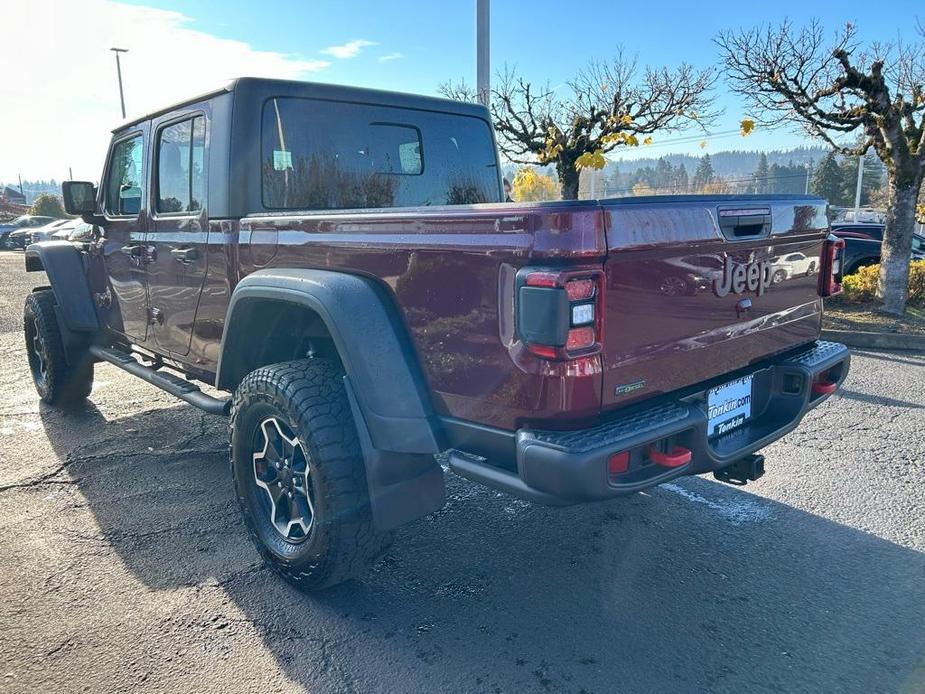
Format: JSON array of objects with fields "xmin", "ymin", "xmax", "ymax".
[{"xmin": 344, "ymin": 375, "xmax": 446, "ymax": 531}]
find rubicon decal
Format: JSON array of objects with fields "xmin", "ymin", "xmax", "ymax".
[{"xmin": 713, "ymin": 256, "xmax": 773, "ymax": 297}]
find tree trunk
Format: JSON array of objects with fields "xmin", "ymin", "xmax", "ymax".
[
  {"xmin": 557, "ymin": 159, "xmax": 580, "ymax": 200},
  {"xmin": 877, "ymin": 168, "xmax": 924, "ymax": 315}
]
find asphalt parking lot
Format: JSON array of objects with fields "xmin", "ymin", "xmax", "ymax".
[{"xmin": 0, "ymin": 250, "xmax": 923, "ymax": 693}]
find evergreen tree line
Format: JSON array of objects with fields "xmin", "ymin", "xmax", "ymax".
[
  {"xmin": 593, "ymin": 151, "xmax": 885, "ymax": 203},
  {"xmin": 598, "ymin": 154, "xmax": 814, "ymax": 197},
  {"xmin": 0, "ymin": 179, "xmax": 63, "ymax": 205},
  {"xmin": 807, "ymin": 151, "xmax": 884, "ymax": 208}
]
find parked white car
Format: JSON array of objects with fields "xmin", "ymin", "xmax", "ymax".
[
  {"xmin": 29, "ymin": 219, "xmax": 77, "ymax": 244},
  {"xmin": 770, "ymin": 252, "xmax": 817, "ymax": 283}
]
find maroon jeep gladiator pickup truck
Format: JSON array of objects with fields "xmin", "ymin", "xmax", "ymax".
[{"xmin": 26, "ymin": 78, "xmax": 849, "ymax": 590}]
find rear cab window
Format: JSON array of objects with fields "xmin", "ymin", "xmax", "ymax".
[
  {"xmin": 105, "ymin": 134, "xmax": 145, "ymax": 216},
  {"xmin": 156, "ymin": 116, "xmax": 206, "ymax": 214},
  {"xmin": 261, "ymin": 97, "xmax": 500, "ymax": 210}
]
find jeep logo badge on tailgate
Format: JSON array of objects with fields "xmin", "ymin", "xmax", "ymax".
[{"xmin": 714, "ymin": 256, "xmax": 773, "ymax": 297}]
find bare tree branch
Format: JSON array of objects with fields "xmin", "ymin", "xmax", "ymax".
[
  {"xmin": 439, "ymin": 54, "xmax": 718, "ymax": 199},
  {"xmin": 715, "ymin": 19, "xmax": 925, "ymax": 314}
]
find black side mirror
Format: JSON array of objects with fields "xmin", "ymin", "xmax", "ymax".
[{"xmin": 62, "ymin": 181, "xmax": 99, "ymax": 223}]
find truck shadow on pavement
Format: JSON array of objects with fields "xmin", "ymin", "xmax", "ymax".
[
  {"xmin": 850, "ymin": 349, "xmax": 925, "ymax": 368},
  {"xmin": 836, "ymin": 387, "xmax": 925, "ymax": 409},
  {"xmin": 41, "ymin": 399, "xmax": 925, "ymax": 693}
]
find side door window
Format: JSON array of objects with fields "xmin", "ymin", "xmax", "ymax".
[
  {"xmin": 105, "ymin": 134, "xmax": 144, "ymax": 216},
  {"xmin": 156, "ymin": 116, "xmax": 205, "ymax": 213}
]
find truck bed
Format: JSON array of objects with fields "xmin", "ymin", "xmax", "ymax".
[{"xmin": 227, "ymin": 195, "xmax": 828, "ymax": 432}]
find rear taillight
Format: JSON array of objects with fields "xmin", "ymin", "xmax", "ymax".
[
  {"xmin": 818, "ymin": 235, "xmax": 846, "ymax": 297},
  {"xmin": 518, "ymin": 268, "xmax": 604, "ymax": 360}
]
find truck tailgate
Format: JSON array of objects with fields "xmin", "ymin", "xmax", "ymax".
[{"xmin": 599, "ymin": 196, "xmax": 827, "ymax": 410}]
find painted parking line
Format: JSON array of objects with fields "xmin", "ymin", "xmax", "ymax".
[{"xmin": 661, "ymin": 481, "xmax": 773, "ymax": 525}]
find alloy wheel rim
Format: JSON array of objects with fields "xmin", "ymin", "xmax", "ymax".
[
  {"xmin": 30, "ymin": 317, "xmax": 48, "ymax": 386},
  {"xmin": 252, "ymin": 416, "xmax": 315, "ymax": 542}
]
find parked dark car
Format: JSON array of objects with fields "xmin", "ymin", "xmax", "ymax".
[
  {"xmin": 830, "ymin": 222, "xmax": 886, "ymax": 241},
  {"xmin": 27, "ymin": 77, "xmax": 850, "ymax": 590},
  {"xmin": 831, "ymin": 224, "xmax": 925, "ymax": 273},
  {"xmin": 0, "ymin": 215, "xmax": 56, "ymax": 249}
]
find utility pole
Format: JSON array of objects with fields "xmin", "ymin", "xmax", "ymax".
[
  {"xmin": 852, "ymin": 154, "xmax": 864, "ymax": 221},
  {"xmin": 110, "ymin": 47, "xmax": 129, "ymax": 119},
  {"xmin": 476, "ymin": 0, "xmax": 490, "ymax": 106},
  {"xmin": 68, "ymin": 167, "xmax": 73, "ymax": 180},
  {"xmin": 804, "ymin": 161, "xmax": 811, "ymax": 194}
]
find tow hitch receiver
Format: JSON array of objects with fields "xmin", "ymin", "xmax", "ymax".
[{"xmin": 714, "ymin": 454, "xmax": 765, "ymax": 486}]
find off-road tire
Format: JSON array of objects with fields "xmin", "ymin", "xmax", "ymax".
[
  {"xmin": 230, "ymin": 358, "xmax": 386, "ymax": 591},
  {"xmin": 24, "ymin": 289, "xmax": 94, "ymax": 405}
]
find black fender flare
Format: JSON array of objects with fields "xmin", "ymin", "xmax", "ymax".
[
  {"xmin": 216, "ymin": 269, "xmax": 445, "ymax": 531},
  {"xmin": 24, "ymin": 241, "xmax": 100, "ymax": 365}
]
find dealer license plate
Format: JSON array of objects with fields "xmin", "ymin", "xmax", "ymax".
[{"xmin": 707, "ymin": 375, "xmax": 753, "ymax": 437}]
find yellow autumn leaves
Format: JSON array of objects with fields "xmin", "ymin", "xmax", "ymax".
[
  {"xmin": 511, "ymin": 166, "xmax": 559, "ymax": 202},
  {"xmin": 539, "ymin": 125, "xmax": 565, "ymax": 165},
  {"xmin": 563, "ymin": 118, "xmax": 756, "ymax": 171},
  {"xmin": 573, "ymin": 115, "xmax": 646, "ymax": 170},
  {"xmin": 575, "ymin": 151, "xmax": 608, "ymax": 170}
]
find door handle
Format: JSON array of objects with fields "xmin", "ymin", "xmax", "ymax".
[{"xmin": 170, "ymin": 247, "xmax": 198, "ymax": 263}]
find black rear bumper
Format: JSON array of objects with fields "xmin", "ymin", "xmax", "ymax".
[{"xmin": 448, "ymin": 340, "xmax": 850, "ymax": 504}]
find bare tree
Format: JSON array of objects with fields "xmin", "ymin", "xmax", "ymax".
[
  {"xmin": 716, "ymin": 20, "xmax": 925, "ymax": 315},
  {"xmin": 440, "ymin": 54, "xmax": 717, "ymax": 200}
]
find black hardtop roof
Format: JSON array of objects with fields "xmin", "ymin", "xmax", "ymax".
[{"xmin": 114, "ymin": 77, "xmax": 490, "ymax": 132}]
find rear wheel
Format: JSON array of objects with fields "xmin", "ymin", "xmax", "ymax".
[
  {"xmin": 24, "ymin": 289, "xmax": 93, "ymax": 405},
  {"xmin": 772, "ymin": 269, "xmax": 787, "ymax": 284},
  {"xmin": 230, "ymin": 358, "xmax": 386, "ymax": 591}
]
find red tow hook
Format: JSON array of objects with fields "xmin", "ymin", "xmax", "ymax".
[
  {"xmin": 811, "ymin": 372, "xmax": 838, "ymax": 395},
  {"xmin": 647, "ymin": 445, "xmax": 692, "ymax": 468}
]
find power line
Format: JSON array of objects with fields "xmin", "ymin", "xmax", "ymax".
[{"xmin": 627, "ymin": 129, "xmax": 742, "ymax": 150}]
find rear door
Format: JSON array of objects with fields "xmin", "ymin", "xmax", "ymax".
[
  {"xmin": 599, "ymin": 197, "xmax": 828, "ymax": 410},
  {"xmin": 147, "ymin": 112, "xmax": 210, "ymax": 357},
  {"xmin": 99, "ymin": 128, "xmax": 150, "ymax": 342}
]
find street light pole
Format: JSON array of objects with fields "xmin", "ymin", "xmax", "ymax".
[
  {"xmin": 110, "ymin": 48, "xmax": 129, "ymax": 119},
  {"xmin": 853, "ymin": 154, "xmax": 864, "ymax": 221},
  {"xmin": 476, "ymin": 0, "xmax": 490, "ymax": 106}
]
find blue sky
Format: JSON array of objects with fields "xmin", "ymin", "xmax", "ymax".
[
  {"xmin": 2, "ymin": 0, "xmax": 922, "ymax": 181},
  {"xmin": 120, "ymin": 0, "xmax": 921, "ymax": 156}
]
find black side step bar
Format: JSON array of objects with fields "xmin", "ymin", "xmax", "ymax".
[{"xmin": 89, "ymin": 345, "xmax": 231, "ymax": 416}]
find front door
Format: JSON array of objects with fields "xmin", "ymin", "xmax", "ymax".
[
  {"xmin": 147, "ymin": 114, "xmax": 209, "ymax": 357},
  {"xmin": 99, "ymin": 129, "xmax": 150, "ymax": 342}
]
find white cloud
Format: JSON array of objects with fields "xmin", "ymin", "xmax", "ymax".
[
  {"xmin": 378, "ymin": 52, "xmax": 404, "ymax": 63},
  {"xmin": 0, "ymin": 0, "xmax": 331, "ymax": 182},
  {"xmin": 320, "ymin": 39, "xmax": 377, "ymax": 59}
]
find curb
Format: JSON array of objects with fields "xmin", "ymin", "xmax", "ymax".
[{"xmin": 821, "ymin": 328, "xmax": 925, "ymax": 351}]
